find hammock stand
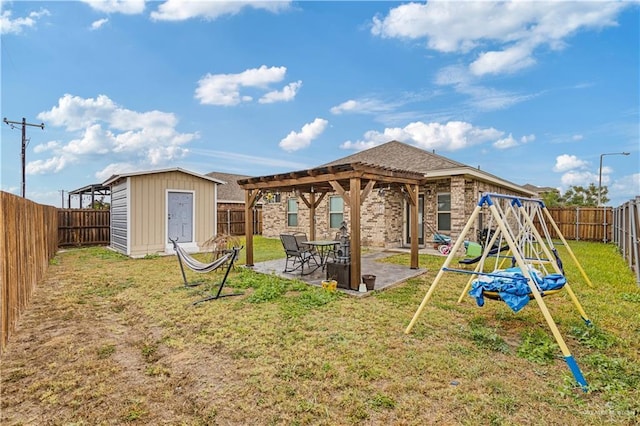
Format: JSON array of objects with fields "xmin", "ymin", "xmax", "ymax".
[{"xmin": 170, "ymin": 239, "xmax": 243, "ymax": 303}]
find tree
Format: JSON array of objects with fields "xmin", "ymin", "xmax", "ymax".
[
  {"xmin": 91, "ymin": 196, "xmax": 110, "ymax": 210},
  {"xmin": 541, "ymin": 190, "xmax": 564, "ymax": 207},
  {"xmin": 562, "ymin": 183, "xmax": 606, "ymax": 207}
]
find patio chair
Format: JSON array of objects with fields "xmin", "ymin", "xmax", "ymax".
[{"xmin": 280, "ymin": 232, "xmax": 320, "ymax": 275}]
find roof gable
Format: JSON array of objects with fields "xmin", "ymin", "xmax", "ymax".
[
  {"xmin": 103, "ymin": 167, "xmax": 224, "ymax": 186},
  {"xmin": 206, "ymin": 171, "xmax": 251, "ymax": 202},
  {"xmin": 322, "ymin": 140, "xmax": 465, "ymax": 172}
]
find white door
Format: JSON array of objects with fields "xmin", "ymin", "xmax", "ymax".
[{"xmin": 168, "ymin": 191, "xmax": 193, "ymax": 243}]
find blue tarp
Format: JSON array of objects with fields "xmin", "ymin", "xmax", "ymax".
[{"xmin": 469, "ymin": 267, "xmax": 566, "ymax": 312}]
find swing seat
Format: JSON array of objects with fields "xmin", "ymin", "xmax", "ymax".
[
  {"xmin": 469, "ymin": 268, "xmax": 566, "ymax": 312},
  {"xmin": 482, "ymin": 288, "xmax": 563, "ymax": 301},
  {"xmin": 459, "ymin": 244, "xmax": 510, "ymax": 265}
]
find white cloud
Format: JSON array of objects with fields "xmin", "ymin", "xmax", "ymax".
[
  {"xmin": 493, "ymin": 134, "xmax": 518, "ymax": 150},
  {"xmin": 32, "ymin": 94, "xmax": 197, "ymax": 176},
  {"xmin": 341, "ymin": 121, "xmax": 503, "ymax": 152},
  {"xmin": 26, "ymin": 156, "xmax": 68, "ymax": 175},
  {"xmin": 470, "ymin": 44, "xmax": 536, "ymax": 76},
  {"xmin": 521, "ymin": 134, "xmax": 535, "ymax": 144},
  {"xmin": 330, "ymin": 98, "xmax": 397, "ymax": 115},
  {"xmin": 39, "ymin": 94, "xmax": 117, "ymax": 131},
  {"xmin": 151, "ymin": 0, "xmax": 291, "ymax": 21},
  {"xmin": 81, "ymin": 0, "xmax": 145, "ymax": 15},
  {"xmin": 611, "ymin": 173, "xmax": 640, "ymax": 200},
  {"xmin": 329, "ymin": 95, "xmax": 431, "ymax": 126},
  {"xmin": 95, "ymin": 162, "xmax": 138, "ymax": 182},
  {"xmin": 560, "ymin": 170, "xmax": 598, "ymax": 187},
  {"xmin": 64, "ymin": 124, "xmax": 113, "ymax": 155},
  {"xmin": 33, "ymin": 141, "xmax": 61, "ymax": 153},
  {"xmin": 494, "ymin": 133, "xmax": 536, "ymax": 149},
  {"xmin": 279, "ymin": 118, "xmax": 328, "ymax": 152},
  {"xmin": 435, "ymin": 65, "xmax": 538, "ymax": 111},
  {"xmin": 372, "ymin": 2, "xmax": 626, "ymax": 76},
  {"xmin": 259, "ymin": 80, "xmax": 302, "ymax": 104},
  {"xmin": 195, "ymin": 65, "xmax": 300, "ymax": 106},
  {"xmin": 553, "ymin": 154, "xmax": 588, "ymax": 172},
  {"xmin": 90, "ymin": 18, "xmax": 109, "ymax": 30},
  {"xmin": 572, "ymin": 134, "xmax": 584, "ymax": 141},
  {"xmin": 1, "ymin": 7, "xmax": 49, "ymax": 35},
  {"xmin": 189, "ymin": 148, "xmax": 308, "ymax": 170}
]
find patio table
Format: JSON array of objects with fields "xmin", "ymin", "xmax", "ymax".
[{"xmin": 301, "ymin": 240, "xmax": 339, "ymax": 270}]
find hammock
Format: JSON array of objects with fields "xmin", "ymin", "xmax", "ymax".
[
  {"xmin": 170, "ymin": 239, "xmax": 243, "ymax": 303},
  {"xmin": 174, "ymin": 241, "xmax": 233, "ymax": 275}
]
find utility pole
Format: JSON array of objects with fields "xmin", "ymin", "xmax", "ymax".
[{"xmin": 3, "ymin": 117, "xmax": 45, "ymax": 198}]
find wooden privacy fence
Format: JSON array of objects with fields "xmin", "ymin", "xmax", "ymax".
[
  {"xmin": 56, "ymin": 207, "xmax": 259, "ymax": 248},
  {"xmin": 541, "ymin": 207, "xmax": 613, "ymax": 242},
  {"xmin": 613, "ymin": 197, "xmax": 640, "ymax": 286},
  {"xmin": 1, "ymin": 191, "xmax": 58, "ymax": 352},
  {"xmin": 217, "ymin": 208, "xmax": 262, "ymax": 236},
  {"xmin": 58, "ymin": 209, "xmax": 110, "ymax": 247}
]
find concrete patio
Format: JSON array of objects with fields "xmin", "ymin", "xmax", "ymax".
[{"xmin": 245, "ymin": 248, "xmax": 435, "ymax": 297}]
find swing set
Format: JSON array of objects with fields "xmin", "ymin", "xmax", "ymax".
[{"xmin": 405, "ymin": 193, "xmax": 594, "ymax": 391}]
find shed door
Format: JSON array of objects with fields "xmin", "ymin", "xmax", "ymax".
[{"xmin": 168, "ymin": 191, "xmax": 193, "ymax": 243}]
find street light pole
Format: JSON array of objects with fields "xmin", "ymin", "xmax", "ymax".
[{"xmin": 598, "ymin": 152, "xmax": 630, "ymax": 207}]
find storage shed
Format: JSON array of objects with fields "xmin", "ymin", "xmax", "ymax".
[{"xmin": 103, "ymin": 168, "xmax": 224, "ymax": 258}]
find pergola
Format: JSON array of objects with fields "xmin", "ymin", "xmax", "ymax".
[
  {"xmin": 67, "ymin": 183, "xmax": 111, "ymax": 208},
  {"xmin": 238, "ymin": 162, "xmax": 425, "ymax": 290}
]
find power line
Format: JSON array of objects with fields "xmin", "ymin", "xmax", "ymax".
[{"xmin": 3, "ymin": 117, "xmax": 45, "ymax": 198}]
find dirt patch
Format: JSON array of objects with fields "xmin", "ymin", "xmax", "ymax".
[{"xmin": 0, "ymin": 268, "xmax": 249, "ymax": 425}]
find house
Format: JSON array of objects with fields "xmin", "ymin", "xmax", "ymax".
[
  {"xmin": 103, "ymin": 168, "xmax": 224, "ymax": 258},
  {"xmin": 206, "ymin": 171, "xmax": 264, "ymax": 235},
  {"xmin": 237, "ymin": 140, "xmax": 536, "ymax": 290},
  {"xmin": 251, "ymin": 140, "xmax": 535, "ymax": 248},
  {"xmin": 522, "ymin": 184, "xmax": 560, "ymax": 198},
  {"xmin": 205, "ymin": 171, "xmax": 252, "ymax": 210}
]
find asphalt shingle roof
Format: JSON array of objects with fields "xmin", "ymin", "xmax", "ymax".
[
  {"xmin": 206, "ymin": 171, "xmax": 250, "ymax": 203},
  {"xmin": 321, "ymin": 140, "xmax": 466, "ymax": 173}
]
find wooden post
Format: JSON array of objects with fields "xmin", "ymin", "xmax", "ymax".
[
  {"xmin": 409, "ymin": 183, "xmax": 419, "ymax": 269},
  {"xmin": 349, "ymin": 177, "xmax": 361, "ymax": 291},
  {"xmin": 244, "ymin": 189, "xmax": 255, "ymax": 266},
  {"xmin": 309, "ymin": 191, "xmax": 316, "ymax": 241}
]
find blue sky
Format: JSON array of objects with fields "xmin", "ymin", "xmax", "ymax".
[{"xmin": 1, "ymin": 0, "xmax": 638, "ymax": 208}]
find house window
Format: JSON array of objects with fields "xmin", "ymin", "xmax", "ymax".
[
  {"xmin": 287, "ymin": 198, "xmax": 298, "ymax": 227},
  {"xmin": 437, "ymin": 193, "xmax": 451, "ymax": 232},
  {"xmin": 329, "ymin": 196, "xmax": 344, "ymax": 228}
]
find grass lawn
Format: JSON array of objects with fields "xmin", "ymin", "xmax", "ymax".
[{"xmin": 1, "ymin": 237, "xmax": 639, "ymax": 425}]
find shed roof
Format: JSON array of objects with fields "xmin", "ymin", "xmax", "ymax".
[
  {"xmin": 67, "ymin": 183, "xmax": 110, "ymax": 196},
  {"xmin": 103, "ymin": 167, "xmax": 225, "ymax": 186}
]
